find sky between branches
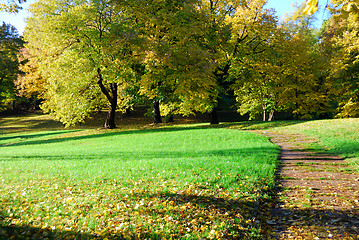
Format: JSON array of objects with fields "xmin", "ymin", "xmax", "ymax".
[{"xmin": 1, "ymin": 0, "xmax": 329, "ymax": 35}]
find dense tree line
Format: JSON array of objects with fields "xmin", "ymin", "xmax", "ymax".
[{"xmin": 1, "ymin": 0, "xmax": 358, "ymax": 127}]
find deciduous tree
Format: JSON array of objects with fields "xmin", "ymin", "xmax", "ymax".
[
  {"xmin": 25, "ymin": 0, "xmax": 139, "ymax": 128},
  {"xmin": 0, "ymin": 22, "xmax": 23, "ymax": 111},
  {"xmin": 198, "ymin": 0, "xmax": 278, "ymax": 123},
  {"xmin": 131, "ymin": 0, "xmax": 216, "ymax": 123},
  {"xmin": 320, "ymin": 15, "xmax": 359, "ymax": 117}
]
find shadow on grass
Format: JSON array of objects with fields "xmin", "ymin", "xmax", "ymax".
[
  {"xmin": 1, "ymin": 121, "xmax": 305, "ymax": 148},
  {"xmin": 267, "ymin": 203, "xmax": 359, "ymax": 238},
  {"xmin": 0, "ymin": 188, "xmax": 267, "ymax": 239},
  {"xmin": 0, "ymin": 115, "xmax": 65, "ymax": 133},
  {"xmin": 226, "ymin": 120, "xmax": 304, "ymax": 130},
  {"xmin": 0, "ymin": 125, "xmax": 205, "ymax": 147},
  {"xmin": 0, "ymin": 147, "xmax": 278, "ymax": 163},
  {"xmin": 0, "ymin": 224, "xmax": 97, "ymax": 240},
  {"xmin": 328, "ymin": 142, "xmax": 359, "ymax": 159},
  {"xmin": 0, "ymin": 130, "xmax": 81, "ymax": 143}
]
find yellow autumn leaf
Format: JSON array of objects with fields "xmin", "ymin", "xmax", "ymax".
[
  {"xmin": 347, "ymin": 2, "xmax": 359, "ymax": 14},
  {"xmin": 303, "ymin": 0, "xmax": 318, "ymax": 15}
]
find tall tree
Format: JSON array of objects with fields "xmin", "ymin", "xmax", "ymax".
[
  {"xmin": 0, "ymin": 22, "xmax": 23, "ymax": 111},
  {"xmin": 131, "ymin": 0, "xmax": 216, "ymax": 123},
  {"xmin": 25, "ymin": 0, "xmax": 139, "ymax": 128},
  {"xmin": 197, "ymin": 0, "xmax": 278, "ymax": 124},
  {"xmin": 232, "ymin": 4, "xmax": 331, "ymax": 121},
  {"xmin": 321, "ymin": 14, "xmax": 359, "ymax": 117}
]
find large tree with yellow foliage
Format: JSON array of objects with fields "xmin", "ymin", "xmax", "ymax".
[{"xmin": 25, "ymin": 0, "xmax": 143, "ymax": 128}]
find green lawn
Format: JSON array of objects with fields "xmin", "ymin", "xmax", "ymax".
[
  {"xmin": 2, "ymin": 113, "xmax": 357, "ymax": 239},
  {"xmin": 0, "ymin": 120, "xmax": 279, "ymax": 239}
]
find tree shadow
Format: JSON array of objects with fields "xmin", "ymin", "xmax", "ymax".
[
  {"xmin": 268, "ymin": 205, "xmax": 359, "ymax": 238},
  {"xmin": 0, "ymin": 130, "xmax": 80, "ymax": 142},
  {"xmin": 0, "ymin": 186, "xmax": 267, "ymax": 239},
  {"xmin": 329, "ymin": 142, "xmax": 359, "ymax": 158},
  {"xmin": 1, "ymin": 120, "xmax": 306, "ymax": 148},
  {"xmin": 224, "ymin": 120, "xmax": 304, "ymax": 131},
  {"xmin": 0, "ymin": 223, "xmax": 98, "ymax": 240},
  {"xmin": 0, "ymin": 147, "xmax": 277, "ymax": 163},
  {"xmin": 0, "ymin": 125, "xmax": 207, "ymax": 147},
  {"xmin": 262, "ymin": 142, "xmax": 359, "ymax": 238}
]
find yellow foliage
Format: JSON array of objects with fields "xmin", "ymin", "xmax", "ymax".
[{"xmin": 303, "ymin": 0, "xmax": 318, "ymax": 15}]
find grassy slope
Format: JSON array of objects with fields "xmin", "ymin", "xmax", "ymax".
[
  {"xmin": 275, "ymin": 118, "xmax": 359, "ymax": 170},
  {"xmin": 0, "ymin": 114, "xmax": 279, "ymax": 239}
]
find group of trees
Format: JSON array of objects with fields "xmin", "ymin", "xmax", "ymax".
[{"xmin": 1, "ymin": 0, "xmax": 359, "ymax": 128}]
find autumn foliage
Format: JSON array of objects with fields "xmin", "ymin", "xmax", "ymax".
[{"xmin": 1, "ymin": 0, "xmax": 358, "ymax": 124}]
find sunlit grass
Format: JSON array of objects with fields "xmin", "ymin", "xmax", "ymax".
[
  {"xmin": 275, "ymin": 118, "xmax": 359, "ymax": 170},
  {"xmin": 0, "ymin": 121, "xmax": 279, "ymax": 239}
]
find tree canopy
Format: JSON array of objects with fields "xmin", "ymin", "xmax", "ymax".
[
  {"xmin": 2, "ymin": 0, "xmax": 358, "ymax": 126},
  {"xmin": 0, "ymin": 22, "xmax": 23, "ymax": 111}
]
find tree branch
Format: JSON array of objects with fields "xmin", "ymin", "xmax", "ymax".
[{"xmin": 97, "ymin": 68, "xmax": 112, "ymax": 102}]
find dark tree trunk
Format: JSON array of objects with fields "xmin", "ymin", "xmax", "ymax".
[
  {"xmin": 104, "ymin": 83, "xmax": 117, "ymax": 129},
  {"xmin": 164, "ymin": 114, "xmax": 174, "ymax": 123},
  {"xmin": 97, "ymin": 68, "xmax": 118, "ymax": 129},
  {"xmin": 268, "ymin": 109, "xmax": 275, "ymax": 122},
  {"xmin": 124, "ymin": 107, "xmax": 131, "ymax": 117},
  {"xmin": 153, "ymin": 100, "xmax": 162, "ymax": 124},
  {"xmin": 210, "ymin": 108, "xmax": 219, "ymax": 124}
]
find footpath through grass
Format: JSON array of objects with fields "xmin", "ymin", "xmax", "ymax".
[
  {"xmin": 275, "ymin": 118, "xmax": 359, "ymax": 171},
  {"xmin": 0, "ymin": 121, "xmax": 279, "ymax": 239}
]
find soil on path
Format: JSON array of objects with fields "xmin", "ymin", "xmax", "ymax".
[{"xmin": 262, "ymin": 131, "xmax": 359, "ymax": 240}]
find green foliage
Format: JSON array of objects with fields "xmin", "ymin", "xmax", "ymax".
[
  {"xmin": 0, "ymin": 22, "xmax": 23, "ymax": 111},
  {"xmin": 320, "ymin": 13, "xmax": 359, "ymax": 118},
  {"xmin": 231, "ymin": 6, "xmax": 330, "ymax": 121},
  {"xmin": 135, "ymin": 0, "xmax": 217, "ymax": 117},
  {"xmin": 14, "ymin": 0, "xmax": 359, "ymax": 125},
  {"xmin": 24, "ymin": 0, "xmax": 139, "ymax": 126}
]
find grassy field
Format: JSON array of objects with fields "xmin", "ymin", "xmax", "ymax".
[
  {"xmin": 0, "ymin": 114, "xmax": 279, "ymax": 239},
  {"xmin": 1, "ymin": 113, "xmax": 358, "ymax": 239}
]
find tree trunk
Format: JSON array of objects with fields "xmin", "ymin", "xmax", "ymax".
[
  {"xmin": 97, "ymin": 68, "xmax": 117, "ymax": 129},
  {"xmin": 210, "ymin": 108, "xmax": 219, "ymax": 124},
  {"xmin": 124, "ymin": 107, "xmax": 131, "ymax": 117},
  {"xmin": 262, "ymin": 103, "xmax": 266, "ymax": 122},
  {"xmin": 268, "ymin": 109, "xmax": 275, "ymax": 122},
  {"xmin": 164, "ymin": 114, "xmax": 174, "ymax": 123},
  {"xmin": 153, "ymin": 100, "xmax": 162, "ymax": 124},
  {"xmin": 104, "ymin": 83, "xmax": 118, "ymax": 129}
]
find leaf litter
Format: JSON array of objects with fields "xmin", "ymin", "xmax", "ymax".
[{"xmin": 261, "ymin": 131, "xmax": 359, "ymax": 240}]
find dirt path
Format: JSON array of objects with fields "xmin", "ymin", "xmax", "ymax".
[{"xmin": 262, "ymin": 131, "xmax": 359, "ymax": 239}]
